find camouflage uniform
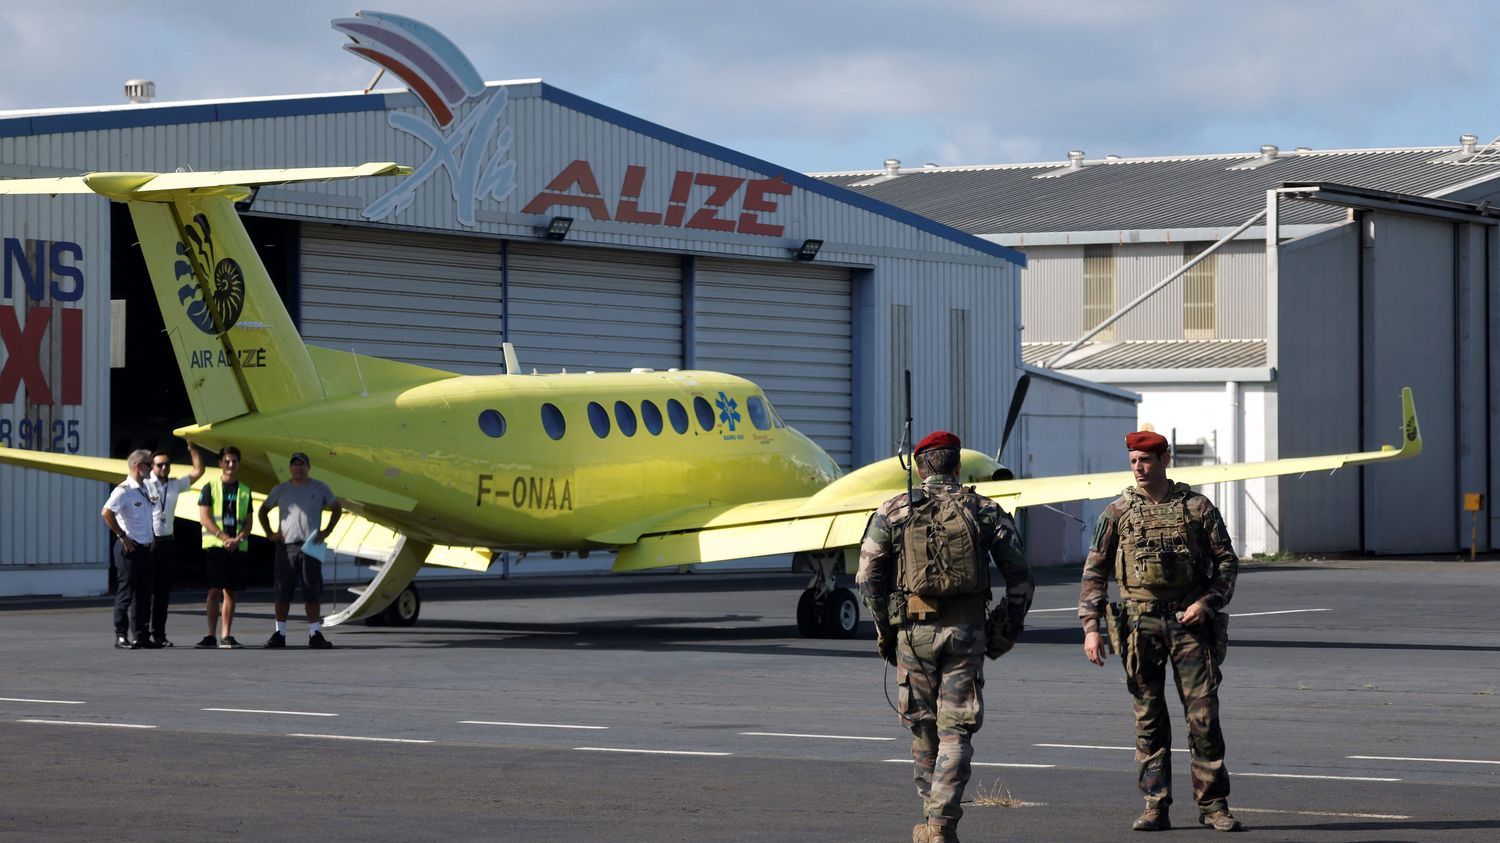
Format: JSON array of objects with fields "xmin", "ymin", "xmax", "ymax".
[
  {"xmin": 1079, "ymin": 481, "xmax": 1239, "ymax": 817},
  {"xmin": 858, "ymin": 473, "xmax": 1033, "ymax": 834}
]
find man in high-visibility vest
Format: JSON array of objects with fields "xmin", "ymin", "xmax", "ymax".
[{"xmin": 197, "ymin": 446, "xmax": 253, "ymax": 649}]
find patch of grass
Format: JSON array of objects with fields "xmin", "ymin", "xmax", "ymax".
[
  {"xmin": 1476, "ymin": 687, "xmax": 1494, "ymax": 696},
  {"xmin": 1248, "ymin": 550, "xmax": 1303, "ymax": 562},
  {"xmin": 970, "ymin": 781, "xmax": 1027, "ymax": 809}
]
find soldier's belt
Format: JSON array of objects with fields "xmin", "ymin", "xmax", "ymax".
[
  {"xmin": 1123, "ymin": 596, "xmax": 1201, "ymax": 615},
  {"xmin": 905, "ymin": 593, "xmax": 987, "ymax": 626}
]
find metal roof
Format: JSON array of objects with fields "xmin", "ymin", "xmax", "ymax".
[
  {"xmin": 814, "ymin": 147, "xmax": 1500, "ymax": 235},
  {"xmin": 1022, "ymin": 339, "xmax": 1266, "ymax": 370}
]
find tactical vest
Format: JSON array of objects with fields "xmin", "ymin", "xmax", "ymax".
[
  {"xmin": 1115, "ymin": 494, "xmax": 1202, "ymax": 590},
  {"xmin": 899, "ymin": 488, "xmax": 989, "ymax": 598},
  {"xmin": 202, "ymin": 477, "xmax": 252, "ymax": 551}
]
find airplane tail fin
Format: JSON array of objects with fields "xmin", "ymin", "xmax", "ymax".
[{"xmin": 0, "ymin": 164, "xmax": 410, "ymax": 425}]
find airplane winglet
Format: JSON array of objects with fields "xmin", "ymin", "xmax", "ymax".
[{"xmin": 1398, "ymin": 386, "xmax": 1421, "ymax": 458}]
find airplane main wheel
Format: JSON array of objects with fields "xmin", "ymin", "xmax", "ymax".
[
  {"xmin": 796, "ymin": 588, "xmax": 824, "ymax": 638},
  {"xmin": 822, "ymin": 587, "xmax": 860, "ymax": 639},
  {"xmin": 380, "ymin": 584, "xmax": 421, "ymax": 627}
]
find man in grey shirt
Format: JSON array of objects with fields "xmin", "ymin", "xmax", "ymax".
[{"xmin": 257, "ymin": 452, "xmax": 342, "ymax": 649}]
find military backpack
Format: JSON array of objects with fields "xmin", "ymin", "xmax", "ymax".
[{"xmin": 899, "ymin": 487, "xmax": 989, "ymax": 598}]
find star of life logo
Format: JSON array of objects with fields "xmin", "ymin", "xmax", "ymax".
[
  {"xmin": 716, "ymin": 391, "xmax": 741, "ymax": 431},
  {"xmin": 333, "ymin": 12, "xmax": 516, "ymax": 227}
]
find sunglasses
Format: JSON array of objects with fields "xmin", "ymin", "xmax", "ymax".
[{"xmin": 152, "ymin": 462, "xmax": 171, "ymax": 469}]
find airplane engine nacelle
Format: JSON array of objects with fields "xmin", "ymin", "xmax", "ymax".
[{"xmin": 805, "ymin": 448, "xmax": 1002, "ymax": 507}]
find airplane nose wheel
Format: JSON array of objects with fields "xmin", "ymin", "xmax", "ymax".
[{"xmin": 381, "ymin": 584, "xmax": 421, "ymax": 626}]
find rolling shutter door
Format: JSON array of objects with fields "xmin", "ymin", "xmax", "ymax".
[
  {"xmin": 505, "ymin": 243, "xmax": 682, "ymax": 373},
  {"xmin": 694, "ymin": 259, "xmax": 853, "ymax": 468},
  {"xmin": 300, "ymin": 224, "xmax": 503, "ymax": 373}
]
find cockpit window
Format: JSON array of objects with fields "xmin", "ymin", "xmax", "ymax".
[
  {"xmin": 641, "ymin": 400, "xmax": 664, "ymax": 435},
  {"xmin": 746, "ymin": 396, "xmax": 771, "ymax": 431},
  {"xmin": 667, "ymin": 399, "xmax": 689, "ymax": 434},
  {"xmin": 541, "ymin": 403, "xmax": 566, "ymax": 440},
  {"xmin": 478, "ymin": 409, "xmax": 506, "ymax": 438},
  {"xmin": 588, "ymin": 402, "xmax": 611, "ymax": 438},
  {"xmin": 693, "ymin": 396, "xmax": 715, "ymax": 431},
  {"xmin": 614, "ymin": 401, "xmax": 638, "ymax": 437}
]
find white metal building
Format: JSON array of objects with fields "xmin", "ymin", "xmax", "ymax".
[
  {"xmin": 819, "ymin": 144, "xmax": 1500, "ymax": 556},
  {"xmin": 0, "ymin": 76, "xmax": 1131, "ymax": 596}
]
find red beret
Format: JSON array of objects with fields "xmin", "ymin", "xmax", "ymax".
[
  {"xmin": 1125, "ymin": 431, "xmax": 1169, "ymax": 455},
  {"xmin": 914, "ymin": 430, "xmax": 961, "ymax": 455}
]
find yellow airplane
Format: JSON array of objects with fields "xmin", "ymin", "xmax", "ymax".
[{"xmin": 0, "ymin": 166, "xmax": 1423, "ymax": 636}]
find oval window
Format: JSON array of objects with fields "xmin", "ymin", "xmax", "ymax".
[
  {"xmin": 693, "ymin": 396, "xmax": 716, "ymax": 431},
  {"xmin": 614, "ymin": 401, "xmax": 638, "ymax": 437},
  {"xmin": 477, "ymin": 409, "xmax": 506, "ymax": 438},
  {"xmin": 746, "ymin": 396, "xmax": 771, "ymax": 431},
  {"xmin": 588, "ymin": 402, "xmax": 611, "ymax": 438},
  {"xmin": 667, "ymin": 399, "xmax": 689, "ymax": 434},
  {"xmin": 640, "ymin": 400, "xmax": 664, "ymax": 436},
  {"xmin": 541, "ymin": 403, "xmax": 566, "ymax": 441}
]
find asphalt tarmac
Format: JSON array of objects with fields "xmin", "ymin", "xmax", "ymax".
[{"xmin": 2, "ymin": 559, "xmax": 1497, "ymax": 842}]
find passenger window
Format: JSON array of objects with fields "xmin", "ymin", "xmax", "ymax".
[
  {"xmin": 693, "ymin": 396, "xmax": 715, "ymax": 431},
  {"xmin": 640, "ymin": 400, "xmax": 664, "ymax": 436},
  {"xmin": 667, "ymin": 399, "xmax": 689, "ymax": 434},
  {"xmin": 477, "ymin": 409, "xmax": 506, "ymax": 438},
  {"xmin": 588, "ymin": 402, "xmax": 611, "ymax": 438},
  {"xmin": 541, "ymin": 403, "xmax": 566, "ymax": 440},
  {"xmin": 614, "ymin": 401, "xmax": 638, "ymax": 437},
  {"xmin": 746, "ymin": 396, "xmax": 771, "ymax": 431}
]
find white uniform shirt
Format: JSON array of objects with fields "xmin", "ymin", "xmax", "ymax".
[
  {"xmin": 103, "ymin": 477, "xmax": 156, "ymax": 544},
  {"xmin": 144, "ymin": 474, "xmax": 194, "ymax": 538}
]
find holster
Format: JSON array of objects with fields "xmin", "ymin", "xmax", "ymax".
[
  {"xmin": 1209, "ymin": 610, "xmax": 1229, "ymax": 666},
  {"xmin": 887, "ymin": 591, "xmax": 908, "ymax": 628},
  {"xmin": 1104, "ymin": 601, "xmax": 1126, "ymax": 657}
]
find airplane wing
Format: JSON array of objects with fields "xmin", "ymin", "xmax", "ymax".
[
  {"xmin": 0, "ymin": 446, "xmax": 490, "ymax": 572},
  {"xmin": 609, "ymin": 387, "xmax": 1422, "ymax": 571},
  {"xmin": 0, "ymin": 163, "xmax": 413, "ymax": 199}
]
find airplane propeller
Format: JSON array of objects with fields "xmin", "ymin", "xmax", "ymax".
[{"xmin": 992, "ymin": 373, "xmax": 1030, "ymax": 480}]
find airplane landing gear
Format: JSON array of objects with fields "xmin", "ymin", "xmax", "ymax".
[{"xmin": 792, "ymin": 551, "xmax": 861, "ymax": 639}]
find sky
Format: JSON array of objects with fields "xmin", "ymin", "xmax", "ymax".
[{"xmin": 1, "ymin": 0, "xmax": 1496, "ymax": 173}]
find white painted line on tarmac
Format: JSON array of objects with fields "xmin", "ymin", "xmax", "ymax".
[
  {"xmin": 1236, "ymin": 807, "xmax": 1411, "ymax": 819},
  {"xmin": 1238, "ymin": 772, "xmax": 1400, "ymax": 782},
  {"xmin": 1034, "ymin": 743, "xmax": 1186, "ymax": 753},
  {"xmin": 1026, "ymin": 607, "xmax": 1081, "ymax": 613},
  {"xmin": 740, "ymin": 731, "xmax": 895, "ymax": 741},
  {"xmin": 882, "ymin": 760, "xmax": 1056, "ymax": 768},
  {"xmin": 0, "ymin": 697, "xmax": 85, "ymax": 705},
  {"xmin": 287, "ymin": 733, "xmax": 432, "ymax": 744},
  {"xmin": 1228, "ymin": 608, "xmax": 1331, "ymax": 617},
  {"xmin": 17, "ymin": 719, "xmax": 155, "ymax": 729},
  {"xmin": 574, "ymin": 747, "xmax": 732, "ymax": 757},
  {"xmin": 460, "ymin": 720, "xmax": 608, "ymax": 730},
  {"xmin": 203, "ymin": 707, "xmax": 338, "ymax": 717},
  {"xmin": 1349, "ymin": 754, "xmax": 1500, "ymax": 766}
]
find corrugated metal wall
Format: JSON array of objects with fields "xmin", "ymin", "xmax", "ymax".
[
  {"xmin": 1021, "ymin": 241, "xmax": 1266, "ymax": 342},
  {"xmin": 0, "ymin": 193, "xmax": 110, "ymax": 570},
  {"xmin": 300, "ymin": 224, "xmax": 503, "ymax": 373},
  {"xmin": 1276, "ymin": 223, "xmax": 1361, "ymax": 551},
  {"xmin": 694, "ymin": 258, "xmax": 852, "ymax": 467},
  {"xmin": 508, "ymin": 243, "xmax": 682, "ymax": 374}
]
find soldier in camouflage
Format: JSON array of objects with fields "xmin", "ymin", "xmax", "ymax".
[
  {"xmin": 858, "ymin": 430, "xmax": 1034, "ymax": 843},
  {"xmin": 1080, "ymin": 430, "xmax": 1243, "ymax": 833}
]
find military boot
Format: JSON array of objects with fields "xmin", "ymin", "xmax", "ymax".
[
  {"xmin": 1131, "ymin": 806, "xmax": 1170, "ymax": 831},
  {"xmin": 912, "ymin": 822, "xmax": 959, "ymax": 843},
  {"xmin": 1198, "ymin": 809, "xmax": 1242, "ymax": 832}
]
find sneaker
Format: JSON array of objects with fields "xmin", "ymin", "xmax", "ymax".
[
  {"xmin": 153, "ymin": 637, "xmax": 174, "ymax": 648},
  {"xmin": 115, "ymin": 635, "xmax": 132, "ymax": 650},
  {"xmin": 1132, "ymin": 806, "xmax": 1170, "ymax": 832},
  {"xmin": 1199, "ymin": 810, "xmax": 1242, "ymax": 832},
  {"xmin": 218, "ymin": 636, "xmax": 243, "ymax": 649},
  {"xmin": 308, "ymin": 631, "xmax": 334, "ymax": 649},
  {"xmin": 194, "ymin": 635, "xmax": 217, "ymax": 649},
  {"xmin": 265, "ymin": 631, "xmax": 286, "ymax": 649}
]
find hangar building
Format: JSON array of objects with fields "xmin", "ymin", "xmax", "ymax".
[
  {"xmin": 0, "ymin": 75, "xmax": 1131, "ymax": 596},
  {"xmin": 817, "ymin": 143, "xmax": 1500, "ymax": 556}
]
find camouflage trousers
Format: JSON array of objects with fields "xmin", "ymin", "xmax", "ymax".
[
  {"xmin": 897, "ymin": 621, "xmax": 986, "ymax": 827},
  {"xmin": 1125, "ymin": 611, "xmax": 1229, "ymax": 813}
]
